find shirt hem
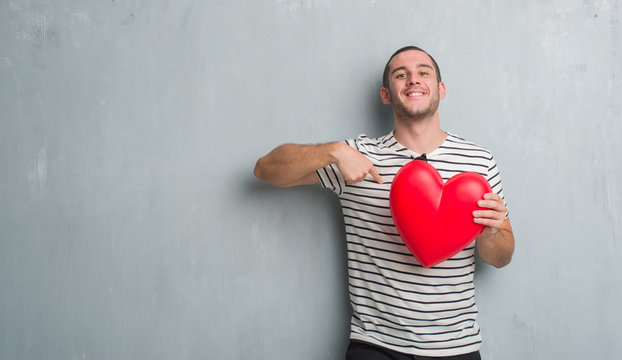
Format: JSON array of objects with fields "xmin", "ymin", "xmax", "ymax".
[{"xmin": 349, "ymin": 332, "xmax": 482, "ymax": 358}]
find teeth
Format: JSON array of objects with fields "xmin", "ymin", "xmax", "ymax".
[{"xmin": 407, "ymin": 92, "xmax": 424, "ymax": 97}]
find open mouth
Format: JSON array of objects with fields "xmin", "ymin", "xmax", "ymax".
[{"xmin": 404, "ymin": 87, "xmax": 427, "ymax": 97}]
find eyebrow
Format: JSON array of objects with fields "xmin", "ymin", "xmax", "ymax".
[{"xmin": 391, "ymin": 64, "xmax": 434, "ymax": 75}]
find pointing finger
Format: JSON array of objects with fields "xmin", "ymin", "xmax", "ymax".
[{"xmin": 370, "ymin": 166, "xmax": 384, "ymax": 184}]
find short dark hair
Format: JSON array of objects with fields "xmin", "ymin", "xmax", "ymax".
[{"xmin": 382, "ymin": 46, "xmax": 442, "ymax": 89}]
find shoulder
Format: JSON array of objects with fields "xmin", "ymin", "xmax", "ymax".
[
  {"xmin": 347, "ymin": 132, "xmax": 399, "ymax": 152},
  {"xmin": 442, "ymin": 132, "xmax": 494, "ymax": 160},
  {"xmin": 347, "ymin": 133, "xmax": 388, "ymax": 146}
]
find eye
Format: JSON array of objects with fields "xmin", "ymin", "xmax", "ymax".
[
  {"xmin": 396, "ymin": 73, "xmax": 407, "ymax": 79},
  {"xmin": 420, "ymin": 71, "xmax": 429, "ymax": 76}
]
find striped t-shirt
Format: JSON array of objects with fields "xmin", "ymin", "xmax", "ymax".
[{"xmin": 315, "ymin": 131, "xmax": 507, "ymax": 357}]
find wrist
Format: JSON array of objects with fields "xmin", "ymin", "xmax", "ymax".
[
  {"xmin": 327, "ymin": 141, "xmax": 348, "ymax": 164},
  {"xmin": 479, "ymin": 226, "xmax": 503, "ymax": 246}
]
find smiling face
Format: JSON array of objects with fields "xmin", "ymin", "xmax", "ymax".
[{"xmin": 381, "ymin": 50, "xmax": 446, "ymax": 123}]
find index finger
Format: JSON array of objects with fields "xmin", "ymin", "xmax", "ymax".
[
  {"xmin": 369, "ymin": 166, "xmax": 384, "ymax": 184},
  {"xmin": 483, "ymin": 192, "xmax": 501, "ymax": 201}
]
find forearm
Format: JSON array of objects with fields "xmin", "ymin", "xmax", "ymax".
[
  {"xmin": 254, "ymin": 142, "xmax": 342, "ymax": 186},
  {"xmin": 477, "ymin": 220, "xmax": 514, "ymax": 268}
]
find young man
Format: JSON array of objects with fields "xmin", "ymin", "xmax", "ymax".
[{"xmin": 254, "ymin": 46, "xmax": 514, "ymax": 360}]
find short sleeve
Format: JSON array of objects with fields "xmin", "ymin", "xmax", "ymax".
[
  {"xmin": 315, "ymin": 139, "xmax": 358, "ymax": 195},
  {"xmin": 486, "ymin": 155, "xmax": 509, "ymax": 218}
]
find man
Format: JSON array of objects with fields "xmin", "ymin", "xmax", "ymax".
[{"xmin": 254, "ymin": 46, "xmax": 514, "ymax": 360}]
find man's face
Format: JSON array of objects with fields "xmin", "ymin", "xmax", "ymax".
[{"xmin": 381, "ymin": 50, "xmax": 445, "ymax": 122}]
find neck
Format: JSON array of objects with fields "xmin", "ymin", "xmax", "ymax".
[{"xmin": 393, "ymin": 113, "xmax": 446, "ymax": 154}]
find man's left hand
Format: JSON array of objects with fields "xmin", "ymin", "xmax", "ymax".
[
  {"xmin": 473, "ymin": 192, "xmax": 514, "ymax": 268},
  {"xmin": 472, "ymin": 192, "xmax": 507, "ymax": 237}
]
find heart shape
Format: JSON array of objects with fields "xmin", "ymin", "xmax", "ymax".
[{"xmin": 389, "ymin": 160, "xmax": 491, "ymax": 268}]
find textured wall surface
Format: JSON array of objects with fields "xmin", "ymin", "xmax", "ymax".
[{"xmin": 1, "ymin": 1, "xmax": 621, "ymax": 359}]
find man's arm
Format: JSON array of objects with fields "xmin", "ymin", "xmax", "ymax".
[
  {"xmin": 473, "ymin": 193, "xmax": 515, "ymax": 268},
  {"xmin": 254, "ymin": 142, "xmax": 383, "ymax": 187}
]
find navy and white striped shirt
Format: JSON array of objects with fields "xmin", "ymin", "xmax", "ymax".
[{"xmin": 316, "ymin": 131, "xmax": 507, "ymax": 357}]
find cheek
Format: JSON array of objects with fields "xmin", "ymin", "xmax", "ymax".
[{"xmin": 390, "ymin": 84, "xmax": 403, "ymax": 98}]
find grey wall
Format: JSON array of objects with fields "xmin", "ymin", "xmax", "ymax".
[{"xmin": 1, "ymin": 1, "xmax": 621, "ymax": 359}]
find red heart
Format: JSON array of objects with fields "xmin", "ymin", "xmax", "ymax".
[{"xmin": 389, "ymin": 160, "xmax": 491, "ymax": 268}]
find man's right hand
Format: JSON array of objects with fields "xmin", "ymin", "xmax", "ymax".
[{"xmin": 332, "ymin": 143, "xmax": 384, "ymax": 185}]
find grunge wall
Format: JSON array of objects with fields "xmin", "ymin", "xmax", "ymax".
[{"xmin": 1, "ymin": 1, "xmax": 620, "ymax": 359}]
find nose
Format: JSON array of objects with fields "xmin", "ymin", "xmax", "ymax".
[{"xmin": 407, "ymin": 74, "xmax": 421, "ymax": 85}]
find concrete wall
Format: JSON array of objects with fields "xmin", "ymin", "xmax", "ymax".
[{"xmin": 1, "ymin": 1, "xmax": 620, "ymax": 359}]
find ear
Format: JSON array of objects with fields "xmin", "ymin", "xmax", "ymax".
[
  {"xmin": 380, "ymin": 87, "xmax": 392, "ymax": 105},
  {"xmin": 439, "ymin": 82, "xmax": 446, "ymax": 100}
]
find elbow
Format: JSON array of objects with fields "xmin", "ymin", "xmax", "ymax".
[
  {"xmin": 253, "ymin": 157, "xmax": 267, "ymax": 182},
  {"xmin": 487, "ymin": 252, "xmax": 513, "ymax": 269},
  {"xmin": 492, "ymin": 256, "xmax": 512, "ymax": 269},
  {"xmin": 254, "ymin": 157, "xmax": 286, "ymax": 186}
]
